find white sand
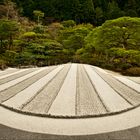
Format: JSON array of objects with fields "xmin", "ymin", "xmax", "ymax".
[
  {"xmin": 22, "ymin": 64, "xmax": 70, "ymax": 113},
  {"xmin": 92, "ymin": 66, "xmax": 108, "ymax": 74},
  {"xmin": 0, "ymin": 105, "xmax": 140, "ymax": 135},
  {"xmin": 76, "ymin": 64, "xmax": 107, "ymax": 115},
  {"xmin": 126, "ymin": 76, "xmax": 140, "ymax": 84},
  {"xmin": 115, "ymin": 76, "xmax": 140, "ymax": 93},
  {"xmin": 48, "ymin": 64, "xmax": 77, "ymax": 116},
  {"xmin": 84, "ymin": 65, "xmax": 132, "ymax": 112},
  {"xmin": 0, "ymin": 69, "xmax": 28, "ymax": 80},
  {"xmin": 3, "ymin": 65, "xmax": 64, "ymax": 109},
  {"xmin": 0, "ymin": 68, "xmax": 19, "ymax": 77},
  {"xmin": 92, "ymin": 67, "xmax": 140, "ymax": 105},
  {"xmin": 0, "ymin": 67, "xmax": 47, "ymax": 92}
]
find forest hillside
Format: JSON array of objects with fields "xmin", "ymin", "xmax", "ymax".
[{"xmin": 0, "ymin": 0, "xmax": 140, "ymax": 75}]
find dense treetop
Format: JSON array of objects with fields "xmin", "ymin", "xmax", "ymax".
[{"xmin": 9, "ymin": 0, "xmax": 140, "ymax": 25}]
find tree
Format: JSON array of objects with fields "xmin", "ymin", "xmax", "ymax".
[
  {"xmin": 95, "ymin": 7, "xmax": 104, "ymax": 25},
  {"xmin": 33, "ymin": 10, "xmax": 44, "ymax": 25},
  {"xmin": 106, "ymin": 1, "xmax": 124, "ymax": 20},
  {"xmin": 86, "ymin": 17, "xmax": 140, "ymax": 51},
  {"xmin": 0, "ymin": 0, "xmax": 18, "ymax": 20},
  {"xmin": 59, "ymin": 24, "xmax": 92, "ymax": 62},
  {"xmin": 0, "ymin": 19, "xmax": 19, "ymax": 50},
  {"xmin": 61, "ymin": 20, "xmax": 76, "ymax": 28},
  {"xmin": 85, "ymin": 17, "xmax": 140, "ymax": 69}
]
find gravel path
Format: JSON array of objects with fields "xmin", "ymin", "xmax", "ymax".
[
  {"xmin": 114, "ymin": 76, "xmax": 140, "ymax": 93},
  {"xmin": 0, "ymin": 105, "xmax": 140, "ymax": 136},
  {"xmin": 0, "ymin": 68, "xmax": 37, "ymax": 85},
  {"xmin": 92, "ymin": 66, "xmax": 140, "ymax": 105},
  {"xmin": 22, "ymin": 64, "xmax": 71, "ymax": 114},
  {"xmin": 0, "ymin": 66, "xmax": 56, "ymax": 103},
  {"xmin": 48, "ymin": 64, "xmax": 77, "ymax": 116},
  {"xmin": 3, "ymin": 65, "xmax": 64, "ymax": 109},
  {"xmin": 84, "ymin": 65, "xmax": 132, "ymax": 112},
  {"xmin": 76, "ymin": 64, "xmax": 107, "ymax": 115}
]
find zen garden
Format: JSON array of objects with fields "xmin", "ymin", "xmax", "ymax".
[{"xmin": 0, "ymin": 0, "xmax": 140, "ymax": 140}]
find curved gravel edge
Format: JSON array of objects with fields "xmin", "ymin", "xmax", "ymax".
[{"xmin": 0, "ymin": 103, "xmax": 140, "ymax": 119}]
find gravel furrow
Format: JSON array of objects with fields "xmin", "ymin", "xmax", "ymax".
[
  {"xmin": 114, "ymin": 76, "xmax": 140, "ymax": 93},
  {"xmin": 2, "ymin": 65, "xmax": 64, "ymax": 109},
  {"xmin": 0, "ymin": 68, "xmax": 37, "ymax": 85},
  {"xmin": 92, "ymin": 67, "xmax": 140, "ymax": 105},
  {"xmin": 0, "ymin": 68, "xmax": 47, "ymax": 92},
  {"xmin": 76, "ymin": 64, "xmax": 107, "ymax": 115},
  {"xmin": 22, "ymin": 64, "xmax": 71, "ymax": 114},
  {"xmin": 48, "ymin": 64, "xmax": 77, "ymax": 116},
  {"xmin": 0, "ymin": 66, "xmax": 56, "ymax": 103},
  {"xmin": 84, "ymin": 65, "xmax": 132, "ymax": 112},
  {"xmin": 0, "ymin": 68, "xmax": 19, "ymax": 77},
  {"xmin": 126, "ymin": 76, "xmax": 140, "ymax": 84},
  {"xmin": 0, "ymin": 69, "xmax": 27, "ymax": 80}
]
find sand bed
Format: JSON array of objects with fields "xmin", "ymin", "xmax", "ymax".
[
  {"xmin": 48, "ymin": 64, "xmax": 77, "ymax": 116},
  {"xmin": 0, "ymin": 63, "xmax": 139, "ymax": 117},
  {"xmin": 76, "ymin": 64, "xmax": 107, "ymax": 115},
  {"xmin": 93, "ymin": 66, "xmax": 140, "ymax": 105},
  {"xmin": 0, "ymin": 68, "xmax": 19, "ymax": 77},
  {"xmin": 3, "ymin": 66, "xmax": 64, "ymax": 109},
  {"xmin": 115, "ymin": 76, "xmax": 140, "ymax": 93},
  {"xmin": 0, "ymin": 66, "xmax": 56, "ymax": 103},
  {"xmin": 22, "ymin": 64, "xmax": 71, "ymax": 114},
  {"xmin": 84, "ymin": 65, "xmax": 132, "ymax": 112},
  {"xmin": 0, "ymin": 68, "xmax": 37, "ymax": 85},
  {"xmin": 126, "ymin": 76, "xmax": 140, "ymax": 84}
]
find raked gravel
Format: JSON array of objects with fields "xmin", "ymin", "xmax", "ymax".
[
  {"xmin": 126, "ymin": 76, "xmax": 140, "ymax": 84},
  {"xmin": 0, "ymin": 68, "xmax": 19, "ymax": 77},
  {"xmin": 0, "ymin": 64, "xmax": 139, "ymax": 117},
  {"xmin": 92, "ymin": 66, "xmax": 140, "ymax": 105},
  {"xmin": 48, "ymin": 64, "xmax": 77, "ymax": 116},
  {"xmin": 0, "ymin": 67, "xmax": 47, "ymax": 92},
  {"xmin": 84, "ymin": 65, "xmax": 132, "ymax": 112},
  {"xmin": 76, "ymin": 64, "xmax": 107, "ymax": 115},
  {"xmin": 0, "ymin": 66, "xmax": 56, "ymax": 103},
  {"xmin": 0, "ymin": 69, "xmax": 27, "ymax": 80},
  {"xmin": 22, "ymin": 64, "xmax": 71, "ymax": 114},
  {"xmin": 0, "ymin": 68, "xmax": 37, "ymax": 85},
  {"xmin": 115, "ymin": 76, "xmax": 140, "ymax": 93},
  {"xmin": 3, "ymin": 65, "xmax": 64, "ymax": 109}
]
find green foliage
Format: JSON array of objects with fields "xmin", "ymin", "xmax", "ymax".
[
  {"xmin": 0, "ymin": 19, "xmax": 19, "ymax": 49},
  {"xmin": 61, "ymin": 20, "xmax": 76, "ymax": 27},
  {"xmin": 22, "ymin": 32, "xmax": 37, "ymax": 41},
  {"xmin": 84, "ymin": 17, "xmax": 140, "ymax": 72},
  {"xmin": 13, "ymin": 0, "xmax": 140, "ymax": 25},
  {"xmin": 59, "ymin": 24, "xmax": 92, "ymax": 62},
  {"xmin": 0, "ymin": 59, "xmax": 7, "ymax": 70},
  {"xmin": 3, "ymin": 50, "xmax": 17, "ymax": 66},
  {"xmin": 0, "ymin": 15, "xmax": 140, "ymax": 76},
  {"xmin": 85, "ymin": 17, "xmax": 140, "ymax": 52},
  {"xmin": 33, "ymin": 10, "xmax": 44, "ymax": 25},
  {"xmin": 124, "ymin": 67, "xmax": 140, "ymax": 76}
]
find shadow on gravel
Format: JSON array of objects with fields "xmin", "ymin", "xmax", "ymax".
[{"xmin": 0, "ymin": 124, "xmax": 140, "ymax": 140}]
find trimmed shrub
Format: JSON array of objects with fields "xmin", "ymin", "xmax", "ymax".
[
  {"xmin": 124, "ymin": 67, "xmax": 140, "ymax": 76},
  {"xmin": 0, "ymin": 59, "xmax": 7, "ymax": 70}
]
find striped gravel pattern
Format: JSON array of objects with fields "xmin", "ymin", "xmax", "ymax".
[{"xmin": 0, "ymin": 64, "xmax": 140, "ymax": 117}]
